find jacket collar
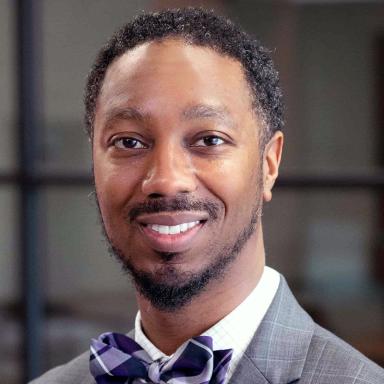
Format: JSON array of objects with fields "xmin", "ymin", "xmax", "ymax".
[{"xmin": 229, "ymin": 276, "xmax": 315, "ymax": 383}]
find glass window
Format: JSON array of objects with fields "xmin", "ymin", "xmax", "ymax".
[
  {"xmin": 264, "ymin": 189, "xmax": 384, "ymax": 365},
  {"xmin": 0, "ymin": 0, "xmax": 16, "ymax": 172},
  {"xmin": 0, "ymin": 187, "xmax": 20, "ymax": 384},
  {"xmin": 41, "ymin": 186, "xmax": 137, "ymax": 368}
]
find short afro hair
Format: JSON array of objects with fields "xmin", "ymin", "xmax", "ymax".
[{"xmin": 84, "ymin": 7, "xmax": 283, "ymax": 143}]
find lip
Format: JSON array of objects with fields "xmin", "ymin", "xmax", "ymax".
[{"xmin": 137, "ymin": 212, "xmax": 207, "ymax": 253}]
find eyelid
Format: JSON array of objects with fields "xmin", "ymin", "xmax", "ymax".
[
  {"xmin": 190, "ymin": 131, "xmax": 233, "ymax": 146},
  {"xmin": 109, "ymin": 132, "xmax": 140, "ymax": 143},
  {"xmin": 191, "ymin": 136, "xmax": 225, "ymax": 147},
  {"xmin": 110, "ymin": 134, "xmax": 149, "ymax": 150}
]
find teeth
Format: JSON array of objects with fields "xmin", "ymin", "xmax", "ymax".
[
  {"xmin": 158, "ymin": 225, "xmax": 169, "ymax": 235},
  {"xmin": 149, "ymin": 221, "xmax": 200, "ymax": 235},
  {"xmin": 169, "ymin": 225, "xmax": 179, "ymax": 235}
]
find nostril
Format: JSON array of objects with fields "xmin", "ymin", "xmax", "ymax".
[{"xmin": 148, "ymin": 193, "xmax": 164, "ymax": 199}]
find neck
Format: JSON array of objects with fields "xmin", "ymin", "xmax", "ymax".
[{"xmin": 137, "ymin": 224, "xmax": 265, "ymax": 355}]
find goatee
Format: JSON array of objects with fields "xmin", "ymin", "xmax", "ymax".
[{"xmin": 97, "ymin": 194, "xmax": 262, "ymax": 312}]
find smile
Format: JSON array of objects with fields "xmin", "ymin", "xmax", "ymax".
[
  {"xmin": 146, "ymin": 221, "xmax": 200, "ymax": 235},
  {"xmin": 136, "ymin": 213, "xmax": 207, "ymax": 253}
]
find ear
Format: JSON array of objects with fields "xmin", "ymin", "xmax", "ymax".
[{"xmin": 262, "ymin": 131, "xmax": 284, "ymax": 202}]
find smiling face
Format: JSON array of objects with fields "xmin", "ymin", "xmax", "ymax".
[{"xmin": 93, "ymin": 39, "xmax": 277, "ymax": 311}]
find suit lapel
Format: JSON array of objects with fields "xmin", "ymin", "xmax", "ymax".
[
  {"xmin": 229, "ymin": 276, "xmax": 315, "ymax": 384},
  {"xmin": 228, "ymin": 352, "xmax": 270, "ymax": 383},
  {"xmin": 80, "ymin": 375, "xmax": 96, "ymax": 384}
]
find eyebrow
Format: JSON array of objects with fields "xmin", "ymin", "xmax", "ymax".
[
  {"xmin": 103, "ymin": 103, "xmax": 235, "ymax": 130},
  {"xmin": 104, "ymin": 107, "xmax": 149, "ymax": 128},
  {"xmin": 182, "ymin": 104, "xmax": 235, "ymax": 128}
]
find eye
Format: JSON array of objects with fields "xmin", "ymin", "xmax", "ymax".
[
  {"xmin": 112, "ymin": 137, "xmax": 147, "ymax": 150},
  {"xmin": 192, "ymin": 136, "xmax": 225, "ymax": 147}
]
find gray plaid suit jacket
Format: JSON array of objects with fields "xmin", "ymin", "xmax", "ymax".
[{"xmin": 30, "ymin": 276, "xmax": 384, "ymax": 383}]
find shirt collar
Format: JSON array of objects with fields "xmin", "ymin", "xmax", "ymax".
[{"xmin": 134, "ymin": 266, "xmax": 280, "ymax": 380}]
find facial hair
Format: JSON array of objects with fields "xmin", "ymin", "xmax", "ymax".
[{"xmin": 96, "ymin": 190, "xmax": 263, "ymax": 313}]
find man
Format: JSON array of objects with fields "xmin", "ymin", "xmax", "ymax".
[{"xmin": 32, "ymin": 7, "xmax": 383, "ymax": 384}]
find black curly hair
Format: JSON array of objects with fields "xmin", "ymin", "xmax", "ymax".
[{"xmin": 84, "ymin": 7, "xmax": 283, "ymax": 144}]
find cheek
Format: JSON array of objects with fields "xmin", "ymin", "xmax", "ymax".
[
  {"xmin": 93, "ymin": 157, "xmax": 140, "ymax": 218},
  {"xmin": 196, "ymin": 152, "xmax": 261, "ymax": 213}
]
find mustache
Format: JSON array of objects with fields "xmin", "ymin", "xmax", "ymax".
[{"xmin": 128, "ymin": 196, "xmax": 220, "ymax": 221}]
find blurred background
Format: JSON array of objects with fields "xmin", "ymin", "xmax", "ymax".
[{"xmin": 0, "ymin": 0, "xmax": 383, "ymax": 382}]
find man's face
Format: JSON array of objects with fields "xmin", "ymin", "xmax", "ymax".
[{"xmin": 93, "ymin": 39, "xmax": 265, "ymax": 310}]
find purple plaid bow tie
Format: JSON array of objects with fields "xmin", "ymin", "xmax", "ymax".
[{"xmin": 90, "ymin": 332, "xmax": 232, "ymax": 384}]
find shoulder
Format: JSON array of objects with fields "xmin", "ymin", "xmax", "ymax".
[
  {"xmin": 29, "ymin": 351, "xmax": 94, "ymax": 384},
  {"xmin": 260, "ymin": 275, "xmax": 384, "ymax": 383},
  {"xmin": 302, "ymin": 324, "xmax": 384, "ymax": 384}
]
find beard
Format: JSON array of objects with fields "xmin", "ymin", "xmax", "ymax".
[{"xmin": 96, "ymin": 190, "xmax": 263, "ymax": 312}]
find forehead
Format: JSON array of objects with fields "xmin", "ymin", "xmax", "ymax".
[{"xmin": 95, "ymin": 38, "xmax": 255, "ymax": 127}]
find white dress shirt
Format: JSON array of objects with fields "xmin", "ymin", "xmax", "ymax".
[{"xmin": 135, "ymin": 266, "xmax": 280, "ymax": 382}]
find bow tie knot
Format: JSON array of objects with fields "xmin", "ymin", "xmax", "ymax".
[
  {"xmin": 148, "ymin": 360, "xmax": 162, "ymax": 383},
  {"xmin": 90, "ymin": 332, "xmax": 232, "ymax": 384}
]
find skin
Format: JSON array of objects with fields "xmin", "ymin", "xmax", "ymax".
[{"xmin": 93, "ymin": 38, "xmax": 283, "ymax": 354}]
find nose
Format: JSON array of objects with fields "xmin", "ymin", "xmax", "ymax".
[{"xmin": 141, "ymin": 143, "xmax": 197, "ymax": 198}]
